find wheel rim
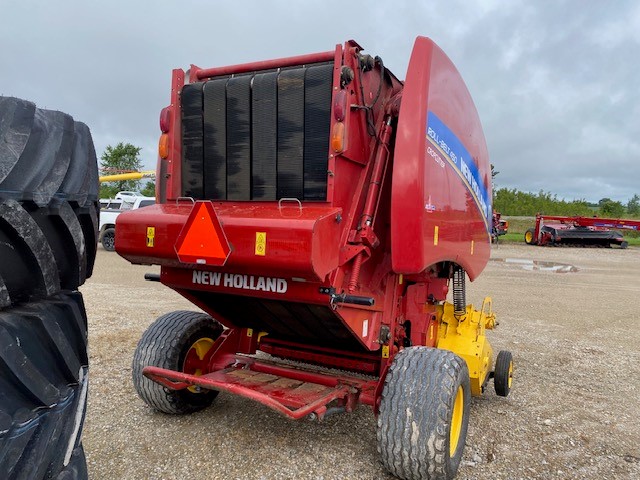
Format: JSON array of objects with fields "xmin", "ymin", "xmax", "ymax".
[
  {"xmin": 183, "ymin": 337, "xmax": 214, "ymax": 393},
  {"xmin": 103, "ymin": 233, "xmax": 115, "ymax": 250},
  {"xmin": 507, "ymin": 361, "xmax": 513, "ymax": 389},
  {"xmin": 449, "ymin": 386, "xmax": 464, "ymax": 457},
  {"xmin": 525, "ymin": 231, "xmax": 533, "ymax": 243}
]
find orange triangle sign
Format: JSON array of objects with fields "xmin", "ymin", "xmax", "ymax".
[{"xmin": 175, "ymin": 201, "xmax": 230, "ymax": 265}]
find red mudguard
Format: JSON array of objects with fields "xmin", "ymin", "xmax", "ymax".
[{"xmin": 391, "ymin": 37, "xmax": 492, "ymax": 280}]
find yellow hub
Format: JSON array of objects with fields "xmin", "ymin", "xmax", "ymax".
[
  {"xmin": 508, "ymin": 362, "xmax": 513, "ymax": 389},
  {"xmin": 449, "ymin": 386, "xmax": 464, "ymax": 457},
  {"xmin": 525, "ymin": 230, "xmax": 533, "ymax": 243},
  {"xmin": 185, "ymin": 337, "xmax": 214, "ymax": 393}
]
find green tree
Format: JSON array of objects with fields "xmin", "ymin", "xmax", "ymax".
[
  {"xmin": 598, "ymin": 198, "xmax": 612, "ymax": 208},
  {"xmin": 493, "ymin": 188, "xmax": 592, "ymax": 216},
  {"xmin": 599, "ymin": 199, "xmax": 625, "ymax": 218},
  {"xmin": 627, "ymin": 194, "xmax": 640, "ymax": 216},
  {"xmin": 99, "ymin": 143, "xmax": 143, "ymax": 198},
  {"xmin": 141, "ymin": 181, "xmax": 156, "ymax": 197}
]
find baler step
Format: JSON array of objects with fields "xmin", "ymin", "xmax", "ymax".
[{"xmin": 143, "ymin": 359, "xmax": 370, "ymax": 420}]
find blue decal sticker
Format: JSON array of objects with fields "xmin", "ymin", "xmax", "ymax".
[{"xmin": 426, "ymin": 111, "xmax": 491, "ymax": 231}]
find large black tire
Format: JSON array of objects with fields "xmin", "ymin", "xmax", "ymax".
[
  {"xmin": 0, "ymin": 292, "xmax": 89, "ymax": 479},
  {"xmin": 132, "ymin": 310, "xmax": 224, "ymax": 414},
  {"xmin": 524, "ymin": 228, "xmax": 537, "ymax": 245},
  {"xmin": 0, "ymin": 97, "xmax": 99, "ymax": 307},
  {"xmin": 0, "ymin": 97, "xmax": 98, "ymax": 206},
  {"xmin": 377, "ymin": 347, "xmax": 471, "ymax": 480},
  {"xmin": 0, "ymin": 97, "xmax": 94, "ymax": 478}
]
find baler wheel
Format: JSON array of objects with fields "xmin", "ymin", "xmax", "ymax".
[
  {"xmin": 132, "ymin": 310, "xmax": 224, "ymax": 414},
  {"xmin": 377, "ymin": 347, "xmax": 470, "ymax": 480},
  {"xmin": 524, "ymin": 228, "xmax": 537, "ymax": 245},
  {"xmin": 494, "ymin": 350, "xmax": 513, "ymax": 397},
  {"xmin": 101, "ymin": 227, "xmax": 116, "ymax": 252}
]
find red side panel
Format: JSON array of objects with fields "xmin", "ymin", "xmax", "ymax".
[
  {"xmin": 116, "ymin": 203, "xmax": 343, "ymax": 282},
  {"xmin": 391, "ymin": 37, "xmax": 491, "ymax": 280}
]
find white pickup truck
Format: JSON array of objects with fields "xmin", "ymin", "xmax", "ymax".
[{"xmin": 99, "ymin": 192, "xmax": 155, "ymax": 251}]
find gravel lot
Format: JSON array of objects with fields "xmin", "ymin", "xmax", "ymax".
[{"xmin": 81, "ymin": 243, "xmax": 640, "ymax": 479}]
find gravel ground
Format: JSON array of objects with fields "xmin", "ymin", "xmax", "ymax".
[{"xmin": 81, "ymin": 243, "xmax": 640, "ymax": 479}]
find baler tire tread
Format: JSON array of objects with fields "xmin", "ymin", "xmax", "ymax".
[
  {"xmin": 0, "ymin": 199, "xmax": 99, "ymax": 307},
  {"xmin": 132, "ymin": 310, "xmax": 224, "ymax": 415},
  {"xmin": 0, "ymin": 292, "xmax": 89, "ymax": 479},
  {"xmin": 494, "ymin": 350, "xmax": 513, "ymax": 397},
  {"xmin": 377, "ymin": 347, "xmax": 470, "ymax": 480},
  {"xmin": 0, "ymin": 96, "xmax": 98, "ymax": 207}
]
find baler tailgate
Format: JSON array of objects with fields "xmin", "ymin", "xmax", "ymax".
[{"xmin": 143, "ymin": 358, "xmax": 374, "ymax": 420}]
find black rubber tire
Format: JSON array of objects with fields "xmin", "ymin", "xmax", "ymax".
[
  {"xmin": 494, "ymin": 350, "xmax": 513, "ymax": 397},
  {"xmin": 132, "ymin": 310, "xmax": 224, "ymax": 414},
  {"xmin": 524, "ymin": 228, "xmax": 537, "ymax": 245},
  {"xmin": 0, "ymin": 97, "xmax": 99, "ymax": 307},
  {"xmin": 0, "ymin": 292, "xmax": 89, "ymax": 479},
  {"xmin": 377, "ymin": 347, "xmax": 471, "ymax": 480},
  {"xmin": 101, "ymin": 227, "xmax": 116, "ymax": 252},
  {"xmin": 0, "ymin": 199, "xmax": 99, "ymax": 308},
  {"xmin": 620, "ymin": 241, "xmax": 629, "ymax": 249},
  {"xmin": 0, "ymin": 97, "xmax": 98, "ymax": 207}
]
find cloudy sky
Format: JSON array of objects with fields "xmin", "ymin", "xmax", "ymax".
[{"xmin": 1, "ymin": 0, "xmax": 638, "ymax": 203}]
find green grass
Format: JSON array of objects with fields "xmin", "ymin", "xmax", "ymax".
[
  {"xmin": 500, "ymin": 232, "xmax": 526, "ymax": 243},
  {"xmin": 503, "ymin": 218, "xmax": 534, "ymax": 234}
]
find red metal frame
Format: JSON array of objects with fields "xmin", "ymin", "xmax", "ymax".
[
  {"xmin": 117, "ymin": 37, "xmax": 493, "ymax": 420},
  {"xmin": 192, "ymin": 51, "xmax": 335, "ymax": 81},
  {"xmin": 144, "ymin": 354, "xmax": 376, "ymax": 420},
  {"xmin": 159, "ymin": 69, "xmax": 184, "ymax": 203}
]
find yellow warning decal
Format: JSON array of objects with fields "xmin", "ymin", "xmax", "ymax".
[
  {"xmin": 255, "ymin": 232, "xmax": 266, "ymax": 256},
  {"xmin": 382, "ymin": 345, "xmax": 390, "ymax": 358},
  {"xmin": 146, "ymin": 226, "xmax": 155, "ymax": 247},
  {"xmin": 434, "ymin": 226, "xmax": 439, "ymax": 246}
]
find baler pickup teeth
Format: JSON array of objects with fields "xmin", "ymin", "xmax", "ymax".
[{"xmin": 143, "ymin": 359, "xmax": 375, "ymax": 420}]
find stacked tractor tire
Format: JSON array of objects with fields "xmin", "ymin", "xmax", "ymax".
[{"xmin": 0, "ymin": 97, "xmax": 98, "ymax": 479}]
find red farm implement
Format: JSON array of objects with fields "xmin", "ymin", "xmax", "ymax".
[
  {"xmin": 116, "ymin": 37, "xmax": 511, "ymax": 479},
  {"xmin": 492, "ymin": 211, "xmax": 508, "ymax": 243},
  {"xmin": 524, "ymin": 214, "xmax": 639, "ymax": 248}
]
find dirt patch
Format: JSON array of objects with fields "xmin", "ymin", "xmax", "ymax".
[{"xmin": 81, "ymin": 244, "xmax": 640, "ymax": 479}]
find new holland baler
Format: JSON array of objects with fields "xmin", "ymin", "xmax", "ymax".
[{"xmin": 116, "ymin": 37, "xmax": 512, "ymax": 479}]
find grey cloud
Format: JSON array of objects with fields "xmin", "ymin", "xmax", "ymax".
[{"xmin": 1, "ymin": 0, "xmax": 637, "ymax": 202}]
